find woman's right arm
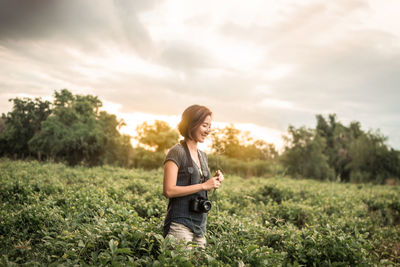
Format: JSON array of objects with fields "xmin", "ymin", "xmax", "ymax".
[{"xmin": 163, "ymin": 161, "xmax": 220, "ymax": 198}]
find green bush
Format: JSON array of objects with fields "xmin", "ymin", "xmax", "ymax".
[
  {"xmin": 130, "ymin": 147, "xmax": 164, "ymax": 170},
  {"xmin": 0, "ymin": 158, "xmax": 399, "ymax": 265},
  {"xmin": 208, "ymin": 154, "xmax": 279, "ymax": 178}
]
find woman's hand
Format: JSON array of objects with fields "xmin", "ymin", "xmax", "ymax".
[
  {"xmin": 202, "ymin": 170, "xmax": 224, "ymax": 190},
  {"xmin": 215, "ymin": 170, "xmax": 224, "ymax": 182},
  {"xmin": 202, "ymin": 177, "xmax": 221, "ymax": 190}
]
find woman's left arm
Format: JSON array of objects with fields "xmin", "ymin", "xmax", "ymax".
[{"xmin": 163, "ymin": 161, "xmax": 220, "ymax": 198}]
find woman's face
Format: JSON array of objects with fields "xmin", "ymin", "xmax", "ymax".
[{"xmin": 194, "ymin": 115, "xmax": 212, "ymax": 143}]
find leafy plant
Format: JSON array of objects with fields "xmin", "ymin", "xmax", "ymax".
[{"xmin": 0, "ymin": 159, "xmax": 399, "ymax": 265}]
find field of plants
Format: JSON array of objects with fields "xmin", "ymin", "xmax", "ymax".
[{"xmin": 0, "ymin": 158, "xmax": 399, "ymax": 266}]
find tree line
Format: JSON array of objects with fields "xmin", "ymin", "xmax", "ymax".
[
  {"xmin": 0, "ymin": 90, "xmax": 132, "ymax": 166},
  {"xmin": 281, "ymin": 114, "xmax": 400, "ymax": 183},
  {"xmin": 1, "ymin": 89, "xmax": 399, "ymax": 184}
]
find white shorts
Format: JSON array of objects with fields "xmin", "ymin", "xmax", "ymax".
[{"xmin": 167, "ymin": 222, "xmax": 206, "ymax": 249}]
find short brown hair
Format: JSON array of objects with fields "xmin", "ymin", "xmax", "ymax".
[{"xmin": 178, "ymin": 105, "xmax": 212, "ymax": 141}]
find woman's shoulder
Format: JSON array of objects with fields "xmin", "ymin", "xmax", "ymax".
[
  {"xmin": 164, "ymin": 143, "xmax": 186, "ymax": 166},
  {"xmin": 167, "ymin": 143, "xmax": 185, "ymax": 154}
]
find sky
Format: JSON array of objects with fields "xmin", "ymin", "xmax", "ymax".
[{"xmin": 0, "ymin": 0, "xmax": 399, "ymax": 151}]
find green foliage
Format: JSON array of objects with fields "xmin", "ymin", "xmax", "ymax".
[
  {"xmin": 98, "ymin": 112, "xmax": 133, "ymax": 167},
  {"xmin": 281, "ymin": 126, "xmax": 335, "ymax": 181},
  {"xmin": 1, "ymin": 159, "xmax": 399, "ymax": 265},
  {"xmin": 0, "ymin": 117, "xmax": 5, "ymax": 133},
  {"xmin": 282, "ymin": 114, "xmax": 400, "ymax": 183},
  {"xmin": 29, "ymin": 89, "xmax": 103, "ymax": 165},
  {"xmin": 211, "ymin": 124, "xmax": 277, "ymax": 161},
  {"xmin": 136, "ymin": 120, "xmax": 179, "ymax": 153},
  {"xmin": 2, "ymin": 90, "xmax": 399, "ymax": 185},
  {"xmin": 130, "ymin": 147, "xmax": 165, "ymax": 170},
  {"xmin": 208, "ymin": 154, "xmax": 280, "ymax": 178},
  {"xmin": 208, "ymin": 124, "xmax": 279, "ymax": 178},
  {"xmin": 1, "ymin": 89, "xmax": 133, "ymax": 166},
  {"xmin": 0, "ymin": 97, "xmax": 51, "ymax": 159}
]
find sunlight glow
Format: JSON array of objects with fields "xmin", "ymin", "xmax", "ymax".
[
  {"xmin": 101, "ymin": 101, "xmax": 180, "ymax": 146},
  {"xmin": 101, "ymin": 101, "xmax": 284, "ymax": 152},
  {"xmin": 212, "ymin": 121, "xmax": 284, "ymax": 152}
]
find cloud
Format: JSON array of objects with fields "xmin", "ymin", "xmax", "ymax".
[
  {"xmin": 264, "ymin": 29, "xmax": 400, "ymax": 114},
  {"xmin": 0, "ymin": 0, "xmax": 399, "ymax": 149},
  {"xmin": 219, "ymin": 1, "xmax": 369, "ymax": 44},
  {"xmin": 0, "ymin": 0, "xmax": 158, "ymax": 54},
  {"xmin": 157, "ymin": 40, "xmax": 213, "ymax": 72},
  {"xmin": 213, "ymin": 1, "xmax": 400, "ymax": 147}
]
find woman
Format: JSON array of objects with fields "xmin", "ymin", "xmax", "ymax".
[{"xmin": 163, "ymin": 104, "xmax": 224, "ymax": 248}]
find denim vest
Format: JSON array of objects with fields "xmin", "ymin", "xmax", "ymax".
[{"xmin": 163, "ymin": 141, "xmax": 210, "ymax": 237}]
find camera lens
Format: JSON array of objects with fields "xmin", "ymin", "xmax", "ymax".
[{"xmin": 203, "ymin": 200, "xmax": 212, "ymax": 212}]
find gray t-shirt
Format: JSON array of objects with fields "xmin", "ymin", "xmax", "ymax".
[
  {"xmin": 163, "ymin": 143, "xmax": 211, "ymax": 236},
  {"xmin": 164, "ymin": 143, "xmax": 210, "ymax": 181}
]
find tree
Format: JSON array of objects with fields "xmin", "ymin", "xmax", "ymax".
[
  {"xmin": 211, "ymin": 124, "xmax": 241, "ymax": 158},
  {"xmin": 282, "ymin": 114, "xmax": 400, "ymax": 183},
  {"xmin": 211, "ymin": 124, "xmax": 277, "ymax": 161},
  {"xmin": 28, "ymin": 89, "xmax": 133, "ymax": 166},
  {"xmin": 98, "ymin": 111, "xmax": 133, "ymax": 167},
  {"xmin": 135, "ymin": 120, "xmax": 179, "ymax": 153},
  {"xmin": 281, "ymin": 126, "xmax": 335, "ymax": 181},
  {"xmin": 1, "ymin": 89, "xmax": 133, "ymax": 167},
  {"xmin": 0, "ymin": 117, "xmax": 5, "ymax": 133},
  {"xmin": 0, "ymin": 97, "xmax": 51, "ymax": 158},
  {"xmin": 347, "ymin": 129, "xmax": 399, "ymax": 183},
  {"xmin": 28, "ymin": 90, "xmax": 104, "ymax": 165}
]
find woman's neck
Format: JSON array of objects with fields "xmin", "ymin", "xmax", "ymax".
[{"xmin": 185, "ymin": 138, "xmax": 198, "ymax": 152}]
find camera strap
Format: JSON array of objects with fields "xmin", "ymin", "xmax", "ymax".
[
  {"xmin": 180, "ymin": 140, "xmax": 208, "ymax": 199},
  {"xmin": 180, "ymin": 140, "xmax": 194, "ymax": 185}
]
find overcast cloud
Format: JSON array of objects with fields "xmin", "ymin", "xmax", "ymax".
[{"xmin": 0, "ymin": 0, "xmax": 399, "ymax": 149}]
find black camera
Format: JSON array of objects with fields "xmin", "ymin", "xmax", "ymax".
[{"xmin": 189, "ymin": 196, "xmax": 212, "ymax": 213}]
